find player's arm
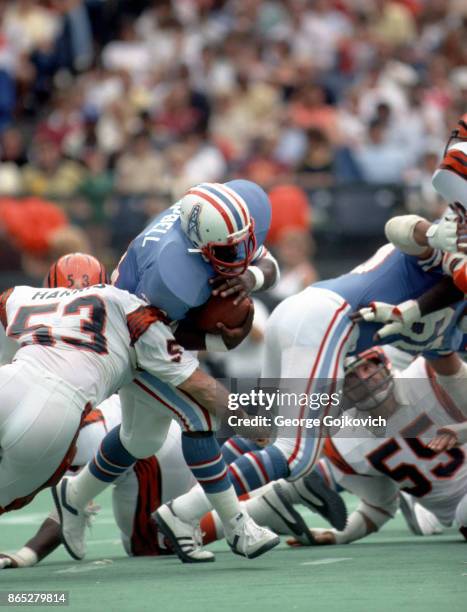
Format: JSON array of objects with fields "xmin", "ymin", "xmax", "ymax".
[
  {"xmin": 306, "ymin": 475, "xmax": 399, "ymax": 546},
  {"xmin": 385, "ymin": 206, "xmax": 467, "ymax": 257},
  {"xmin": 425, "ymin": 353, "xmax": 467, "ymax": 451},
  {"xmin": 0, "ymin": 515, "xmax": 61, "ymax": 569},
  {"xmin": 134, "ymin": 315, "xmax": 264, "ymax": 429},
  {"xmin": 209, "ymin": 247, "xmax": 280, "ymax": 305}
]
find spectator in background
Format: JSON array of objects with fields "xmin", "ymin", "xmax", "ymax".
[
  {"xmin": 114, "ymin": 130, "xmax": 165, "ymax": 195},
  {"xmin": 22, "ymin": 138, "xmax": 84, "ymax": 199},
  {"xmin": 355, "ymin": 119, "xmax": 410, "ymax": 184},
  {"xmin": 296, "ymin": 128, "xmax": 362, "ymax": 188}
]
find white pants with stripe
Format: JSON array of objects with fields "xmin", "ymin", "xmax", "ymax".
[
  {"xmin": 0, "ymin": 360, "xmax": 85, "ymax": 509},
  {"xmin": 262, "ymin": 287, "xmax": 357, "ymax": 480},
  {"xmin": 118, "ymin": 370, "xmax": 216, "ymax": 460}
]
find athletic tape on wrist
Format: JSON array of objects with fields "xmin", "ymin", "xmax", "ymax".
[{"xmin": 248, "ymin": 266, "xmax": 265, "ymax": 291}]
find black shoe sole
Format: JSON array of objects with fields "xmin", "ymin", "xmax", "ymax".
[
  {"xmin": 51, "ymin": 481, "xmax": 83, "ymax": 561},
  {"xmin": 264, "ymin": 483, "xmax": 315, "ymax": 546},
  {"xmin": 228, "ymin": 534, "xmax": 280, "ymax": 559},
  {"xmin": 154, "ymin": 510, "xmax": 215, "ymax": 564},
  {"xmin": 299, "ymin": 472, "xmax": 348, "ymax": 531}
]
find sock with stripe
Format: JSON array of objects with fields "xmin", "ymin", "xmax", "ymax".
[
  {"xmin": 228, "ymin": 445, "xmax": 289, "ymax": 495},
  {"xmin": 174, "ymin": 432, "xmax": 241, "ymax": 525},
  {"xmin": 221, "ymin": 436, "xmax": 263, "ymax": 465},
  {"xmin": 67, "ymin": 426, "xmax": 136, "ymax": 510}
]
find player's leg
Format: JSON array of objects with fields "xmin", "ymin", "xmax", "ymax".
[
  {"xmin": 227, "ymin": 288, "xmax": 356, "ymax": 492},
  {"xmin": 53, "ymin": 380, "xmax": 173, "ymax": 559},
  {"xmin": 0, "ymin": 362, "xmax": 83, "ymax": 512}
]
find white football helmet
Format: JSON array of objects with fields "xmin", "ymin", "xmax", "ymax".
[
  {"xmin": 179, "ymin": 182, "xmax": 256, "ymax": 276},
  {"xmin": 432, "ymin": 114, "xmax": 467, "ymax": 206}
]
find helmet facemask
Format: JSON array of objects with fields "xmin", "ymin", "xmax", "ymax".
[
  {"xmin": 343, "ymin": 350, "xmax": 394, "ymax": 411},
  {"xmin": 443, "ymin": 116, "xmax": 467, "ymax": 157},
  {"xmin": 201, "ymin": 220, "xmax": 257, "ymax": 277}
]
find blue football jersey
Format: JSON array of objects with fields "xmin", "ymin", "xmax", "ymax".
[
  {"xmin": 315, "ymin": 244, "xmax": 465, "ymax": 355},
  {"xmin": 114, "ymin": 180, "xmax": 272, "ymax": 320}
]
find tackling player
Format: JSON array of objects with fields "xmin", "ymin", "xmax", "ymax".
[
  {"xmin": 0, "ymin": 279, "xmax": 279, "ymax": 560},
  {"xmin": 283, "ymin": 349, "xmax": 467, "ymax": 546}
]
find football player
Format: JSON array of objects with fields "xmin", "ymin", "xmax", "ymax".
[
  {"xmin": 54, "ymin": 180, "xmax": 281, "ymax": 563},
  {"xmin": 0, "ymin": 280, "xmax": 279, "ymax": 560},
  {"xmin": 0, "ymin": 398, "xmax": 308, "ymax": 569},
  {"xmin": 282, "ymin": 349, "xmax": 467, "ymax": 546}
]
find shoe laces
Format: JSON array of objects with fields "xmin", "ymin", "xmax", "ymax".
[{"xmin": 83, "ymin": 502, "xmax": 101, "ymax": 529}]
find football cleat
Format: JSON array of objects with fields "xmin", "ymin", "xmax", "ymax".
[
  {"xmin": 399, "ymin": 492, "xmax": 443, "ymax": 536},
  {"xmin": 260, "ymin": 482, "xmax": 315, "ymax": 545},
  {"xmin": 52, "ymin": 478, "xmax": 99, "ymax": 560},
  {"xmin": 292, "ymin": 471, "xmax": 348, "ymax": 531},
  {"xmin": 224, "ymin": 511, "xmax": 280, "ymax": 559},
  {"xmin": 154, "ymin": 503, "xmax": 215, "ymax": 563}
]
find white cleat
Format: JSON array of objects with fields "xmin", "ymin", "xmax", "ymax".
[
  {"xmin": 52, "ymin": 477, "xmax": 98, "ymax": 561},
  {"xmin": 399, "ymin": 492, "xmax": 443, "ymax": 536},
  {"xmin": 154, "ymin": 503, "xmax": 215, "ymax": 563},
  {"xmin": 225, "ymin": 511, "xmax": 280, "ymax": 559}
]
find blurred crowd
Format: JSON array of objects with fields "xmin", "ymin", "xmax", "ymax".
[{"xmin": 0, "ymin": 0, "xmax": 466, "ymax": 285}]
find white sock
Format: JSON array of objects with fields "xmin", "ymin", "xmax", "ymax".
[
  {"xmin": 206, "ymin": 486, "xmax": 241, "ymax": 526},
  {"xmin": 171, "ymin": 483, "xmax": 241, "ymax": 527},
  {"xmin": 171, "ymin": 485, "xmax": 212, "ymax": 523},
  {"xmin": 67, "ymin": 466, "xmax": 109, "ymax": 510}
]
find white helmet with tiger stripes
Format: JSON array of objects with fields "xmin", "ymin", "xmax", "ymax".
[
  {"xmin": 432, "ymin": 114, "xmax": 467, "ymax": 206},
  {"xmin": 179, "ymin": 181, "xmax": 257, "ymax": 277}
]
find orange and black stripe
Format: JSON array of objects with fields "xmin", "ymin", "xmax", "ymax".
[
  {"xmin": 0, "ymin": 287, "xmax": 13, "ymax": 329},
  {"xmin": 323, "ymin": 437, "xmax": 357, "ymax": 476},
  {"xmin": 126, "ymin": 305, "xmax": 169, "ymax": 346},
  {"xmin": 131, "ymin": 456, "xmax": 164, "ymax": 556},
  {"xmin": 81, "ymin": 408, "xmax": 105, "ymax": 429},
  {"xmin": 440, "ymin": 148, "xmax": 467, "ymax": 181}
]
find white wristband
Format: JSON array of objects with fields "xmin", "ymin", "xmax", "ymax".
[
  {"xmin": 10, "ymin": 547, "xmax": 38, "ymax": 567},
  {"xmin": 248, "ymin": 266, "xmax": 265, "ymax": 291},
  {"xmin": 205, "ymin": 333, "xmax": 229, "ymax": 352}
]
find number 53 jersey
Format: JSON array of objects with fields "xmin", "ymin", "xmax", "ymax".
[
  {"xmin": 324, "ymin": 357, "xmax": 467, "ymax": 526},
  {"xmin": 0, "ymin": 285, "xmax": 198, "ymax": 408}
]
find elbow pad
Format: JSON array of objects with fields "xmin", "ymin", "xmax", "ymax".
[{"xmin": 385, "ymin": 215, "xmax": 427, "ymax": 256}]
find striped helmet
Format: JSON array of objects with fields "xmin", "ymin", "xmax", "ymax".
[
  {"xmin": 179, "ymin": 182, "xmax": 257, "ymax": 277},
  {"xmin": 46, "ymin": 253, "xmax": 108, "ymax": 289},
  {"xmin": 433, "ymin": 115, "xmax": 467, "ymax": 206}
]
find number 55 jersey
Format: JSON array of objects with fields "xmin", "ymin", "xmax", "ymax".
[
  {"xmin": 0, "ymin": 284, "xmax": 198, "ymax": 408},
  {"xmin": 323, "ymin": 357, "xmax": 467, "ymax": 526}
]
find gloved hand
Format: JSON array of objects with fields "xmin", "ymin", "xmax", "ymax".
[
  {"xmin": 426, "ymin": 202, "xmax": 467, "ymax": 253},
  {"xmin": 351, "ymin": 300, "xmax": 421, "ymax": 340}
]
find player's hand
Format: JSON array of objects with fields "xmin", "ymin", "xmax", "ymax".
[
  {"xmin": 286, "ymin": 529, "xmax": 337, "ymax": 547},
  {"xmin": 426, "ymin": 203, "xmax": 467, "ymax": 253},
  {"xmin": 443, "ymin": 252, "xmax": 467, "ymax": 293},
  {"xmin": 210, "ymin": 272, "xmax": 256, "ymax": 305},
  {"xmin": 350, "ymin": 300, "xmax": 421, "ymax": 340},
  {"xmin": 216, "ymin": 303, "xmax": 254, "ymax": 349},
  {"xmin": 428, "ymin": 430, "xmax": 458, "ymax": 452},
  {"xmin": 0, "ymin": 554, "xmax": 17, "ymax": 569}
]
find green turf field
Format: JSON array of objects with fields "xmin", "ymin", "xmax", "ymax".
[{"xmin": 1, "ymin": 490, "xmax": 465, "ymax": 612}]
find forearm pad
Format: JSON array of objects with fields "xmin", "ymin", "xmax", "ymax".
[{"xmin": 385, "ymin": 215, "xmax": 427, "ymax": 255}]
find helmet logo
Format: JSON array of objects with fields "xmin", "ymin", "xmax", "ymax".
[{"xmin": 187, "ymin": 204, "xmax": 202, "ymax": 244}]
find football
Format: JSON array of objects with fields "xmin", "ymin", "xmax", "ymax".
[{"xmin": 193, "ymin": 294, "xmax": 253, "ymax": 334}]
